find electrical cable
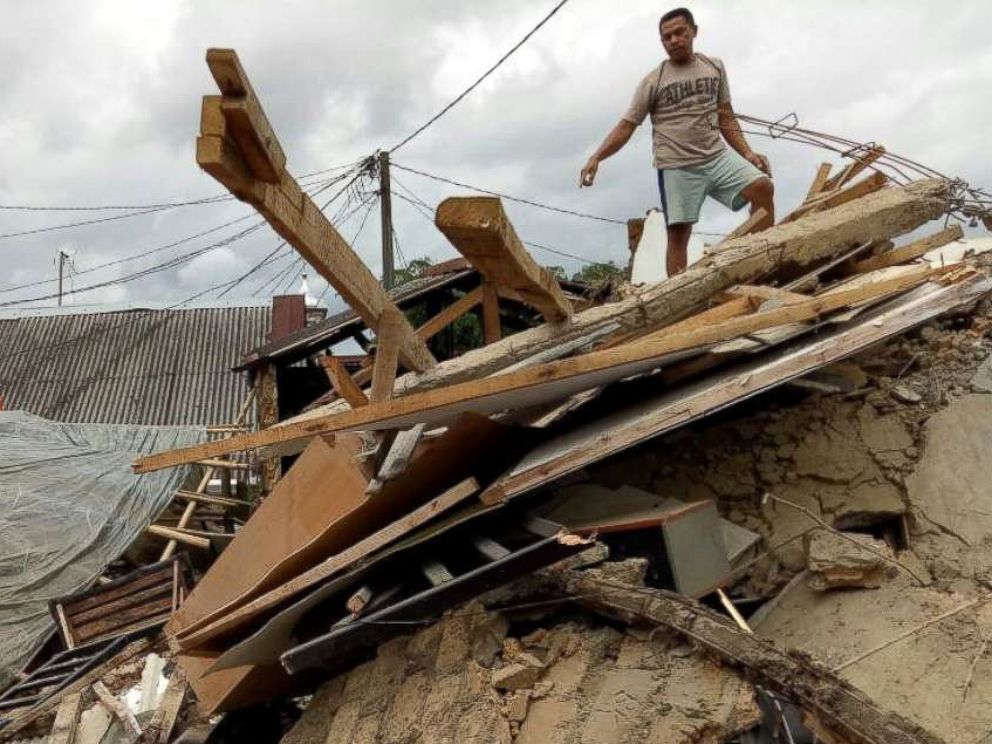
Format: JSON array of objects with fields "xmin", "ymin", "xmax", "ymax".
[{"xmin": 390, "ymin": 0, "xmax": 572, "ymax": 153}]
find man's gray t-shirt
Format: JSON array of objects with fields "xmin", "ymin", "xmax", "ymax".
[{"xmin": 623, "ymin": 53, "xmax": 731, "ymax": 169}]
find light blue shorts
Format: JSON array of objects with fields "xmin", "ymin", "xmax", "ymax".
[{"xmin": 657, "ymin": 149, "xmax": 766, "ymax": 225}]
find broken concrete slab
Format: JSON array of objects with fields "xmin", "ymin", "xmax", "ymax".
[
  {"xmin": 907, "ymin": 394, "xmax": 992, "ymax": 546},
  {"xmin": 805, "ymin": 530, "xmax": 898, "ymax": 590}
]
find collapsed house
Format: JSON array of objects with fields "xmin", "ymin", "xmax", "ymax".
[{"xmin": 2, "ymin": 49, "xmax": 992, "ymax": 744}]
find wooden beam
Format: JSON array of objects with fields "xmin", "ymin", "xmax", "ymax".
[
  {"xmin": 134, "ymin": 265, "xmax": 932, "ymax": 473},
  {"xmin": 806, "ymin": 163, "xmax": 833, "ymax": 200},
  {"xmin": 850, "ymin": 224, "xmax": 964, "ymax": 274},
  {"xmin": 173, "ymin": 477, "xmax": 481, "ymax": 649},
  {"xmin": 206, "ymin": 49, "xmax": 285, "ymax": 182},
  {"xmin": 435, "ymin": 196, "xmax": 572, "ymax": 323},
  {"xmin": 197, "ymin": 50, "xmax": 435, "ymax": 374},
  {"xmin": 173, "ymin": 490, "xmax": 250, "ymax": 509},
  {"xmin": 147, "ymin": 525, "xmax": 211, "ymax": 550},
  {"xmin": 370, "ymin": 307, "xmax": 404, "ymax": 404},
  {"xmin": 196, "ymin": 458, "xmax": 249, "ymax": 470},
  {"xmin": 321, "ymin": 356, "xmax": 369, "ymax": 408},
  {"xmin": 414, "ymin": 286, "xmax": 484, "ymax": 341},
  {"xmin": 481, "ymin": 281, "xmax": 502, "ymax": 345}
]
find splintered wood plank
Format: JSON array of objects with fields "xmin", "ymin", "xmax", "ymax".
[
  {"xmin": 321, "ymin": 356, "xmax": 369, "ymax": 408},
  {"xmin": 435, "ymin": 196, "xmax": 572, "ymax": 322},
  {"xmin": 370, "ymin": 307, "xmax": 404, "ymax": 403},
  {"xmin": 206, "ymin": 49, "xmax": 285, "ymax": 182},
  {"xmin": 196, "ymin": 52, "xmax": 434, "ymax": 374},
  {"xmin": 850, "ymin": 224, "xmax": 964, "ymax": 274},
  {"xmin": 144, "ymin": 669, "xmax": 187, "ymax": 744},
  {"xmin": 147, "ymin": 525, "xmax": 211, "ymax": 550},
  {"xmin": 806, "ymin": 163, "xmax": 833, "ymax": 200},
  {"xmin": 92, "ymin": 682, "xmax": 141, "ymax": 740},
  {"xmin": 481, "ymin": 281, "xmax": 502, "ymax": 345},
  {"xmin": 134, "ymin": 265, "xmax": 932, "ymax": 473}
]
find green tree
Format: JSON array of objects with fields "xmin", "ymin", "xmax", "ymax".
[
  {"xmin": 394, "ymin": 257, "xmax": 433, "ymax": 286},
  {"xmin": 571, "ymin": 261, "xmax": 625, "ymax": 285}
]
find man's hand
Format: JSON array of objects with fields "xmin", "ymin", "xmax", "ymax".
[
  {"xmin": 747, "ymin": 152, "xmax": 772, "ymax": 177},
  {"xmin": 579, "ymin": 157, "xmax": 599, "ymax": 188}
]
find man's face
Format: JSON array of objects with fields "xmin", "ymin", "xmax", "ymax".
[{"xmin": 660, "ymin": 16, "xmax": 696, "ymax": 63}]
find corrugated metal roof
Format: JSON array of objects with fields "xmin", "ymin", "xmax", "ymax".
[{"xmin": 0, "ymin": 306, "xmax": 270, "ymax": 426}]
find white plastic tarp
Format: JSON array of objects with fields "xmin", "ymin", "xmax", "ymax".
[{"xmin": 0, "ymin": 411, "xmax": 202, "ymax": 687}]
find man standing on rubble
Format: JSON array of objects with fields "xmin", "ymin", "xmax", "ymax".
[{"xmin": 579, "ymin": 7, "xmax": 775, "ymax": 276}]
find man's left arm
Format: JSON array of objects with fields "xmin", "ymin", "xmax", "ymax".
[{"xmin": 718, "ymin": 101, "xmax": 771, "ymax": 176}]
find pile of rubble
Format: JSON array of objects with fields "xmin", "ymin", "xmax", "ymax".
[{"xmin": 3, "ymin": 49, "xmax": 992, "ymax": 744}]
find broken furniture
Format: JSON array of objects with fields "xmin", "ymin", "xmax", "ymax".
[{"xmin": 50, "ymin": 556, "xmax": 191, "ymax": 650}]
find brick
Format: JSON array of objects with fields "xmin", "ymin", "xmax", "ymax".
[
  {"xmin": 352, "ymin": 714, "xmax": 381, "ymax": 744},
  {"xmin": 421, "ymin": 671, "xmax": 464, "ymax": 741},
  {"xmin": 343, "ymin": 661, "xmax": 373, "ymax": 703},
  {"xmin": 579, "ymin": 668, "xmax": 658, "ymax": 744},
  {"xmin": 361, "ymin": 636, "xmax": 410, "ymax": 716}
]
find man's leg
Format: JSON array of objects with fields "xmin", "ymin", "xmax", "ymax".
[
  {"xmin": 666, "ymin": 222, "xmax": 693, "ymax": 276},
  {"xmin": 739, "ymin": 176, "xmax": 775, "ymax": 229}
]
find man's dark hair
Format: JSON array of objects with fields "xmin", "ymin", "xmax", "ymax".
[{"xmin": 659, "ymin": 7, "xmax": 696, "ymax": 32}]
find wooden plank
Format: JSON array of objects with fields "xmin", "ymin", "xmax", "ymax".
[
  {"xmin": 195, "ymin": 458, "xmax": 249, "ymax": 470},
  {"xmin": 486, "ymin": 274, "xmax": 988, "ymax": 502},
  {"xmin": 147, "ymin": 525, "xmax": 211, "ymax": 550},
  {"xmin": 435, "ymin": 196, "xmax": 572, "ymax": 322},
  {"xmin": 806, "ymin": 163, "xmax": 833, "ymax": 200},
  {"xmin": 375, "ymin": 424, "xmax": 426, "ymax": 483},
  {"xmin": 370, "ymin": 307, "xmax": 404, "ymax": 404},
  {"xmin": 206, "ymin": 49, "xmax": 285, "ymax": 182},
  {"xmin": 173, "ymin": 477, "xmax": 480, "ymax": 650},
  {"xmin": 48, "ymin": 691, "xmax": 83, "ymax": 744},
  {"xmin": 320, "ymin": 356, "xmax": 369, "ymax": 408},
  {"xmin": 134, "ymin": 265, "xmax": 932, "ymax": 474},
  {"xmin": 601, "ymin": 297, "xmax": 755, "ymax": 350},
  {"xmin": 197, "ymin": 55, "xmax": 435, "ymax": 374},
  {"xmin": 415, "ymin": 286, "xmax": 484, "ymax": 341},
  {"xmin": 173, "ymin": 490, "xmax": 251, "ymax": 508},
  {"xmin": 481, "ymin": 281, "xmax": 502, "ymax": 345},
  {"xmin": 851, "ymin": 224, "xmax": 964, "ymax": 274}
]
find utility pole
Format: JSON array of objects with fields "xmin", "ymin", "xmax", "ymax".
[
  {"xmin": 57, "ymin": 249, "xmax": 71, "ymax": 307},
  {"xmin": 378, "ymin": 150, "xmax": 395, "ymax": 290}
]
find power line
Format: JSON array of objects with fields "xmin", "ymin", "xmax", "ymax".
[
  {"xmin": 391, "ymin": 162, "xmax": 626, "ymax": 224},
  {"xmin": 390, "ymin": 0, "xmax": 572, "ymax": 153}
]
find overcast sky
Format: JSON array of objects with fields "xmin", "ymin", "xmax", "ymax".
[{"xmin": 1, "ymin": 0, "xmax": 989, "ymax": 312}]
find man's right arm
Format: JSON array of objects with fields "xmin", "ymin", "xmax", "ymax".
[{"xmin": 580, "ymin": 120, "xmax": 637, "ymax": 187}]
